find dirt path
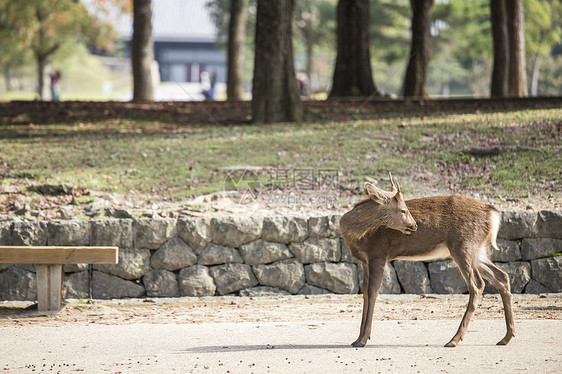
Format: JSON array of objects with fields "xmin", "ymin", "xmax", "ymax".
[
  {"xmin": 1, "ymin": 294, "xmax": 561, "ymax": 374},
  {"xmin": 1, "ymin": 294, "xmax": 560, "ymax": 327}
]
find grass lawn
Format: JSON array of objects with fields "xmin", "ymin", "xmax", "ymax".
[{"xmin": 0, "ymin": 100, "xmax": 560, "ymax": 217}]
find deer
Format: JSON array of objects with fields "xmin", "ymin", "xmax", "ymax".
[{"xmin": 339, "ymin": 173, "xmax": 515, "ymax": 348}]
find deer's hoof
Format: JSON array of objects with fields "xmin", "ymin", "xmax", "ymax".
[
  {"xmin": 351, "ymin": 340, "xmax": 366, "ymax": 348},
  {"xmin": 444, "ymin": 341, "xmax": 457, "ymax": 348},
  {"xmin": 496, "ymin": 333, "xmax": 514, "ymax": 346},
  {"xmin": 496, "ymin": 338, "xmax": 511, "ymax": 346}
]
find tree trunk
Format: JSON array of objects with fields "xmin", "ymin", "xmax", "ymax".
[
  {"xmin": 227, "ymin": 0, "xmax": 248, "ymax": 101},
  {"xmin": 403, "ymin": 0, "xmax": 433, "ymax": 98},
  {"xmin": 490, "ymin": 0, "xmax": 509, "ymax": 97},
  {"xmin": 506, "ymin": 0, "xmax": 527, "ymax": 97},
  {"xmin": 529, "ymin": 55, "xmax": 540, "ymax": 96},
  {"xmin": 132, "ymin": 0, "xmax": 154, "ymax": 101},
  {"xmin": 4, "ymin": 66, "xmax": 13, "ymax": 92},
  {"xmin": 329, "ymin": 0, "xmax": 379, "ymax": 98},
  {"xmin": 34, "ymin": 7, "xmax": 58, "ymax": 101},
  {"xmin": 304, "ymin": 16, "xmax": 314, "ymax": 95},
  {"xmin": 36, "ymin": 53, "xmax": 48, "ymax": 100},
  {"xmin": 252, "ymin": 0, "xmax": 303, "ymax": 123}
]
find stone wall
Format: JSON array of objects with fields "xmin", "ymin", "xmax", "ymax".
[{"xmin": 0, "ymin": 210, "xmax": 561, "ymax": 301}]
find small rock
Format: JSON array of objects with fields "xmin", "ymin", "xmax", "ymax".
[
  {"xmin": 524, "ymin": 279, "xmax": 551, "ymax": 294},
  {"xmin": 11, "ymin": 221, "xmax": 47, "ymax": 246},
  {"xmin": 209, "ymin": 263, "xmax": 258, "ymax": 295},
  {"xmin": 299, "ymin": 284, "xmax": 331, "ymax": 295},
  {"xmin": 239, "ymin": 286, "xmax": 290, "ymax": 297},
  {"xmin": 92, "ymin": 271, "xmax": 145, "ymax": 299},
  {"xmin": 289, "ymin": 237, "xmax": 341, "ymax": 264},
  {"xmin": 394, "ymin": 261, "xmax": 433, "ymax": 294},
  {"xmin": 151, "ymin": 237, "xmax": 197, "ymax": 271},
  {"xmin": 428, "ymin": 260, "xmax": 467, "ymax": 294},
  {"xmin": 133, "ymin": 218, "xmax": 176, "ymax": 249},
  {"xmin": 91, "ymin": 219, "xmax": 133, "ymax": 248},
  {"xmin": 143, "ymin": 269, "xmax": 179, "ymax": 297},
  {"xmin": 239, "ymin": 240, "xmax": 293, "ymax": 265},
  {"xmin": 305, "ymin": 262, "xmax": 358, "ymax": 294},
  {"xmin": 58, "ymin": 206, "xmax": 75, "ymax": 220},
  {"xmin": 262, "ymin": 216, "xmax": 308, "ymax": 244},
  {"xmin": 177, "ymin": 217, "xmax": 212, "ymax": 254},
  {"xmin": 46, "ymin": 221, "xmax": 90, "ymax": 246},
  {"xmin": 492, "ymin": 240, "xmax": 522, "ymax": 262},
  {"xmin": 210, "ymin": 216, "xmax": 263, "ymax": 247},
  {"xmin": 179, "ymin": 265, "xmax": 216, "ymax": 297},
  {"xmin": 531, "ymin": 257, "xmax": 561, "ymax": 292},
  {"xmin": 64, "ymin": 271, "xmax": 89, "ymax": 299},
  {"xmin": 0, "ymin": 266, "xmax": 37, "ymax": 301},
  {"xmin": 521, "ymin": 238, "xmax": 562, "ymax": 260},
  {"xmin": 198, "ymin": 243, "xmax": 243, "ymax": 266},
  {"xmin": 252, "ymin": 259, "xmax": 305, "ymax": 294},
  {"xmin": 27, "ymin": 183, "xmax": 73, "ymax": 196},
  {"xmin": 94, "ymin": 247, "xmax": 151, "ymax": 280}
]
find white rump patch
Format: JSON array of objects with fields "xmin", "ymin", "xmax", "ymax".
[
  {"xmin": 480, "ymin": 209, "xmax": 501, "ymax": 262},
  {"xmin": 489, "ymin": 210, "xmax": 501, "ymax": 250}
]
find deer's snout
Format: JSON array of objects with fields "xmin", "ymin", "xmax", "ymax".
[{"xmin": 406, "ymin": 222, "xmax": 418, "ymax": 233}]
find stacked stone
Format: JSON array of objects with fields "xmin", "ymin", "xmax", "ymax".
[{"xmin": 0, "ymin": 209, "xmax": 560, "ymax": 301}]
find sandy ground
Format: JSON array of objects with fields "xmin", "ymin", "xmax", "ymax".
[{"xmin": 0, "ymin": 294, "xmax": 560, "ymax": 373}]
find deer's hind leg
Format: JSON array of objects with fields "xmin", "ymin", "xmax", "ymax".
[
  {"xmin": 446, "ymin": 249, "xmax": 485, "ymax": 347},
  {"xmin": 477, "ymin": 259, "xmax": 515, "ymax": 345}
]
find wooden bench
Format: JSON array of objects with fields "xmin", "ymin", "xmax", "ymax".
[{"xmin": 0, "ymin": 246, "xmax": 118, "ymax": 312}]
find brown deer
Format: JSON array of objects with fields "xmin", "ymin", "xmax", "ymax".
[{"xmin": 340, "ymin": 173, "xmax": 514, "ymax": 348}]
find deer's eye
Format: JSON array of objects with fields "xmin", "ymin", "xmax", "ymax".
[{"xmin": 401, "ymin": 210, "xmax": 406, "ymax": 214}]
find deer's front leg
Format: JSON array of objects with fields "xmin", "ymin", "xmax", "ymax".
[
  {"xmin": 353, "ymin": 262, "xmax": 369, "ymax": 346},
  {"xmin": 352, "ymin": 258, "xmax": 386, "ymax": 347}
]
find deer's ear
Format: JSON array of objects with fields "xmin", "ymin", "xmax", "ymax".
[{"xmin": 364, "ymin": 182, "xmax": 390, "ymax": 205}]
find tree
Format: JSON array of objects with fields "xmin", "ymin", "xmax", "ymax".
[
  {"xmin": 132, "ymin": 0, "xmax": 154, "ymax": 101},
  {"xmin": 506, "ymin": 0, "xmax": 527, "ymax": 97},
  {"xmin": 293, "ymin": 0, "xmax": 336, "ymax": 94},
  {"xmin": 403, "ymin": 0, "xmax": 434, "ymax": 98},
  {"xmin": 0, "ymin": 25, "xmax": 31, "ymax": 92},
  {"xmin": 227, "ymin": 0, "xmax": 249, "ymax": 100},
  {"xmin": 294, "ymin": 0, "xmax": 318, "ymax": 93},
  {"xmin": 208, "ymin": 0, "xmax": 257, "ymax": 92},
  {"xmin": 490, "ymin": 0, "xmax": 508, "ymax": 97},
  {"xmin": 252, "ymin": 0, "xmax": 303, "ymax": 123},
  {"xmin": 0, "ymin": 0, "xmax": 114, "ymax": 100},
  {"xmin": 329, "ymin": 0, "xmax": 380, "ymax": 98},
  {"xmin": 431, "ymin": 0, "xmax": 491, "ymax": 96}
]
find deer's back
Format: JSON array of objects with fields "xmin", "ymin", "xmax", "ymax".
[{"xmin": 341, "ymin": 195, "xmax": 498, "ymax": 261}]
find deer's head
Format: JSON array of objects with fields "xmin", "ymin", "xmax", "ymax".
[{"xmin": 363, "ymin": 173, "xmax": 417, "ymax": 235}]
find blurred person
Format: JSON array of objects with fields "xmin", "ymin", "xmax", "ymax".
[
  {"xmin": 201, "ymin": 71, "xmax": 212, "ymax": 100},
  {"xmin": 50, "ymin": 70, "xmax": 61, "ymax": 101}
]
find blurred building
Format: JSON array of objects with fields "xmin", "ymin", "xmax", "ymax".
[{"xmin": 118, "ymin": 0, "xmax": 226, "ymax": 84}]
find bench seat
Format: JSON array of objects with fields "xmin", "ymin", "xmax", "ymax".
[{"xmin": 0, "ymin": 246, "xmax": 118, "ymax": 312}]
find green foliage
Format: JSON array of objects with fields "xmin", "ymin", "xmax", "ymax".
[
  {"xmin": 370, "ymin": 0, "xmax": 411, "ymax": 64},
  {"xmin": 525, "ymin": 0, "xmax": 562, "ymax": 58},
  {"xmin": 0, "ymin": 0, "xmax": 115, "ymax": 55},
  {"xmin": 537, "ymin": 55, "xmax": 562, "ymax": 95},
  {"xmin": 0, "ymin": 0, "xmax": 117, "ymax": 97},
  {"xmin": 433, "ymin": 0, "xmax": 491, "ymax": 61}
]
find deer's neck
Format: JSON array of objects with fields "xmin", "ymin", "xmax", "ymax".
[{"xmin": 343, "ymin": 201, "xmax": 387, "ymax": 242}]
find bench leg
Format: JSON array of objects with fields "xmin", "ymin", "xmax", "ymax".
[{"xmin": 35, "ymin": 264, "xmax": 64, "ymax": 312}]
